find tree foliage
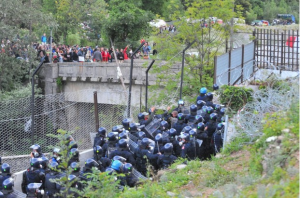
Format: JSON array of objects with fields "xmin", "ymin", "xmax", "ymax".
[{"xmin": 149, "ymin": 0, "xmax": 237, "ymax": 104}]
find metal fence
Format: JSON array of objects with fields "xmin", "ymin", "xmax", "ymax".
[
  {"xmin": 254, "ymin": 28, "xmax": 299, "ymax": 71},
  {"xmin": 214, "ymin": 41, "xmax": 256, "ymax": 86},
  {"xmin": 0, "ymin": 89, "xmax": 140, "ymax": 156}
]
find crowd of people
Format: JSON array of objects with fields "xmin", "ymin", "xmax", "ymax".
[{"xmin": 35, "ymin": 34, "xmax": 156, "ymax": 64}]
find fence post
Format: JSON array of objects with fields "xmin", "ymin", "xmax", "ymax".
[
  {"xmin": 281, "ymin": 32, "xmax": 284, "ymax": 74},
  {"xmin": 145, "ymin": 60, "xmax": 155, "ymax": 112},
  {"xmin": 214, "ymin": 56, "xmax": 217, "ymax": 84},
  {"xmin": 93, "ymin": 91, "xmax": 99, "ymax": 132},
  {"xmin": 241, "ymin": 44, "xmax": 244, "ymax": 83},
  {"xmin": 228, "ymin": 50, "xmax": 231, "ymax": 85},
  {"xmin": 225, "ymin": 38, "xmax": 228, "ymax": 53},
  {"xmin": 253, "ymin": 40, "xmax": 256, "ymax": 74},
  {"xmin": 223, "ymin": 115, "xmax": 229, "ymax": 150}
]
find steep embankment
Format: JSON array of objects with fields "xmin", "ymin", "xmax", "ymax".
[{"xmin": 121, "ymin": 103, "xmax": 299, "ymax": 198}]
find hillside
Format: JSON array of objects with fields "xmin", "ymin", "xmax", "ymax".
[{"xmin": 121, "ymin": 103, "xmax": 299, "ymax": 197}]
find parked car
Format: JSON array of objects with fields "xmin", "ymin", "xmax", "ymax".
[
  {"xmin": 251, "ymin": 20, "xmax": 263, "ymax": 26},
  {"xmin": 261, "ymin": 20, "xmax": 270, "ymax": 26}
]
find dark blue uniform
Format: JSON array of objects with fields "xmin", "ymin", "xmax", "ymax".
[
  {"xmin": 196, "ymin": 94, "xmax": 207, "ymax": 102},
  {"xmin": 180, "ymin": 142, "xmax": 196, "ymax": 160},
  {"xmin": 94, "ymin": 157, "xmax": 111, "ymax": 172},
  {"xmin": 157, "ymin": 154, "xmax": 177, "ymax": 169},
  {"xmin": 0, "ymin": 174, "xmax": 11, "ymax": 190},
  {"xmin": 109, "ymin": 150, "xmax": 136, "ymax": 166},
  {"xmin": 173, "ymin": 122, "xmax": 187, "ymax": 135},
  {"xmin": 93, "ymin": 135, "xmax": 106, "ymax": 147},
  {"xmin": 21, "ymin": 169, "xmax": 44, "ymax": 194}
]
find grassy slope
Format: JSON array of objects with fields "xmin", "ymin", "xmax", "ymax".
[{"xmin": 121, "ymin": 103, "xmax": 299, "ymax": 198}]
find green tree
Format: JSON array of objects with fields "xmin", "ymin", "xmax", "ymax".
[
  {"xmin": 149, "ymin": 0, "xmax": 237, "ymax": 104},
  {"xmin": 103, "ymin": 0, "xmax": 153, "ymax": 43}
]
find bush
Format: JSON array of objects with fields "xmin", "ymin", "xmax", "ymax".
[{"xmin": 218, "ymin": 85, "xmax": 253, "ymax": 112}]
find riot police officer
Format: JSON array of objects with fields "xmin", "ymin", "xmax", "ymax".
[
  {"xmin": 217, "ymin": 108, "xmax": 226, "ymax": 123},
  {"xmin": 22, "ymin": 158, "xmax": 45, "ymax": 194},
  {"xmin": 196, "ymin": 100, "xmax": 206, "ymax": 115},
  {"xmin": 205, "ymin": 113, "xmax": 218, "ymax": 138},
  {"xmin": 44, "ymin": 161, "xmax": 63, "ymax": 198},
  {"xmin": 50, "ymin": 148, "xmax": 61, "ymax": 164},
  {"xmin": 93, "ymin": 127, "xmax": 107, "ymax": 148},
  {"xmin": 128, "ymin": 122, "xmax": 139, "ymax": 138},
  {"xmin": 138, "ymin": 107, "xmax": 156, "ymax": 126},
  {"xmin": 39, "ymin": 157, "xmax": 49, "ymax": 174},
  {"xmin": 68, "ymin": 148, "xmax": 79, "ymax": 166},
  {"xmin": 197, "ymin": 87, "xmax": 207, "ymax": 102},
  {"xmin": 30, "ymin": 144, "xmax": 44, "ymax": 158},
  {"xmin": 168, "ymin": 128, "xmax": 181, "ymax": 157},
  {"xmin": 2, "ymin": 178, "xmax": 17, "ymax": 198},
  {"xmin": 154, "ymin": 134, "xmax": 164, "ymax": 155},
  {"xmin": 0, "ymin": 163, "xmax": 12, "ymax": 193},
  {"xmin": 157, "ymin": 143, "xmax": 177, "ymax": 169},
  {"xmin": 180, "ymin": 133, "xmax": 196, "ymax": 160},
  {"xmin": 186, "ymin": 104, "xmax": 198, "ymax": 126},
  {"xmin": 122, "ymin": 118, "xmax": 131, "ymax": 131},
  {"xmin": 93, "ymin": 146, "xmax": 111, "ymax": 172},
  {"xmin": 204, "ymin": 106, "xmax": 214, "ymax": 123},
  {"xmin": 79, "ymin": 159, "xmax": 99, "ymax": 182},
  {"xmin": 173, "ymin": 113, "xmax": 187, "ymax": 135},
  {"xmin": 212, "ymin": 123, "xmax": 224, "ymax": 154},
  {"xmin": 102, "ymin": 132, "xmax": 118, "ymax": 158},
  {"xmin": 70, "ymin": 162, "xmax": 81, "ymax": 177},
  {"xmin": 109, "ymin": 139, "xmax": 135, "ymax": 166},
  {"xmin": 206, "ymin": 92, "xmax": 214, "ymax": 107}
]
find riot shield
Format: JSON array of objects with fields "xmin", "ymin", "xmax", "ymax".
[
  {"xmin": 148, "ymin": 139, "xmax": 155, "ymax": 154},
  {"xmin": 132, "ymin": 168, "xmax": 148, "ymax": 180},
  {"xmin": 107, "ymin": 146, "xmax": 118, "ymax": 159},
  {"xmin": 196, "ymin": 139, "xmax": 203, "ymax": 147},
  {"xmin": 162, "ymin": 131, "xmax": 169, "ymax": 139},
  {"xmin": 179, "ymin": 106, "xmax": 190, "ymax": 115},
  {"xmin": 145, "ymin": 118, "xmax": 161, "ymax": 137},
  {"xmin": 128, "ymin": 133, "xmax": 138, "ymax": 143},
  {"xmin": 128, "ymin": 138, "xmax": 138, "ymax": 153}
]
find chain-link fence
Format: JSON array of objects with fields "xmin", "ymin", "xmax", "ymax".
[{"xmin": 0, "ymin": 89, "xmax": 140, "ymax": 163}]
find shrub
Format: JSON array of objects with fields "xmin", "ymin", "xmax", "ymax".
[{"xmin": 218, "ymin": 85, "xmax": 253, "ymax": 112}]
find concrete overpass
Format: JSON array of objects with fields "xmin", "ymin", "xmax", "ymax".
[{"xmin": 38, "ymin": 60, "xmax": 181, "ymax": 106}]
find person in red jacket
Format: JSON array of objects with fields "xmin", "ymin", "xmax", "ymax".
[
  {"xmin": 124, "ymin": 45, "xmax": 129, "ymax": 60},
  {"xmin": 102, "ymin": 48, "xmax": 110, "ymax": 62}
]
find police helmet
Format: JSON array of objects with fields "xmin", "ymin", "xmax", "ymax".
[
  {"xmin": 220, "ymin": 108, "xmax": 226, "ymax": 116},
  {"xmin": 70, "ymin": 148, "xmax": 79, "ymax": 159},
  {"xmin": 155, "ymin": 133, "xmax": 163, "ymax": 144},
  {"xmin": 30, "ymin": 144, "xmax": 41, "ymax": 153},
  {"xmin": 85, "ymin": 158, "xmax": 99, "ymax": 170},
  {"xmin": 70, "ymin": 162, "xmax": 80, "ymax": 173},
  {"xmin": 197, "ymin": 100, "xmax": 206, "ymax": 109},
  {"xmin": 138, "ymin": 131, "xmax": 146, "ymax": 140},
  {"xmin": 178, "ymin": 99, "xmax": 184, "ymax": 106},
  {"xmin": 206, "ymin": 92, "xmax": 213, "ymax": 101},
  {"xmin": 122, "ymin": 163, "xmax": 133, "ymax": 174},
  {"xmin": 197, "ymin": 122, "xmax": 205, "ymax": 132},
  {"xmin": 122, "ymin": 118, "xmax": 131, "ymax": 130},
  {"xmin": 214, "ymin": 104, "xmax": 221, "ymax": 112},
  {"xmin": 210, "ymin": 113, "xmax": 218, "ymax": 121},
  {"xmin": 93, "ymin": 145, "xmax": 103, "ymax": 156},
  {"xmin": 213, "ymin": 84, "xmax": 219, "ymax": 90},
  {"xmin": 189, "ymin": 129, "xmax": 196, "ymax": 138},
  {"xmin": 182, "ymin": 126, "xmax": 192, "ymax": 133},
  {"xmin": 112, "ymin": 125, "xmax": 124, "ymax": 133},
  {"xmin": 177, "ymin": 113, "xmax": 185, "ymax": 121},
  {"xmin": 206, "ymin": 106, "xmax": 214, "ymax": 114},
  {"xmin": 160, "ymin": 120, "xmax": 169, "ymax": 131},
  {"xmin": 40, "ymin": 157, "xmax": 49, "ymax": 169},
  {"xmin": 113, "ymin": 156, "xmax": 127, "ymax": 163},
  {"xmin": 138, "ymin": 113, "xmax": 145, "ymax": 120},
  {"xmin": 30, "ymin": 158, "xmax": 41, "ymax": 169},
  {"xmin": 68, "ymin": 174, "xmax": 77, "ymax": 182},
  {"xmin": 49, "ymin": 161, "xmax": 59, "ymax": 171},
  {"xmin": 217, "ymin": 123, "xmax": 225, "ymax": 131},
  {"xmin": 108, "ymin": 132, "xmax": 118, "ymax": 142},
  {"xmin": 190, "ymin": 104, "xmax": 197, "ymax": 113},
  {"xmin": 0, "ymin": 191, "xmax": 3, "ymax": 198},
  {"xmin": 141, "ymin": 138, "xmax": 151, "ymax": 148},
  {"xmin": 129, "ymin": 122, "xmax": 137, "ymax": 132},
  {"xmin": 202, "ymin": 105, "xmax": 208, "ymax": 112},
  {"xmin": 53, "ymin": 148, "xmax": 61, "ymax": 155},
  {"xmin": 119, "ymin": 130, "xmax": 128, "ymax": 140},
  {"xmin": 200, "ymin": 87, "xmax": 207, "ymax": 94},
  {"xmin": 68, "ymin": 141, "xmax": 78, "ymax": 150},
  {"xmin": 1, "ymin": 163, "xmax": 10, "ymax": 174},
  {"xmin": 118, "ymin": 139, "xmax": 128, "ymax": 149},
  {"xmin": 111, "ymin": 160, "xmax": 123, "ymax": 171},
  {"xmin": 195, "ymin": 115, "xmax": 204, "ymax": 123},
  {"xmin": 98, "ymin": 127, "xmax": 107, "ymax": 137},
  {"xmin": 2, "ymin": 178, "xmax": 14, "ymax": 192},
  {"xmin": 164, "ymin": 143, "xmax": 173, "ymax": 155},
  {"xmin": 105, "ymin": 167, "xmax": 115, "ymax": 175},
  {"xmin": 181, "ymin": 133, "xmax": 190, "ymax": 141},
  {"xmin": 169, "ymin": 128, "xmax": 177, "ymax": 137}
]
